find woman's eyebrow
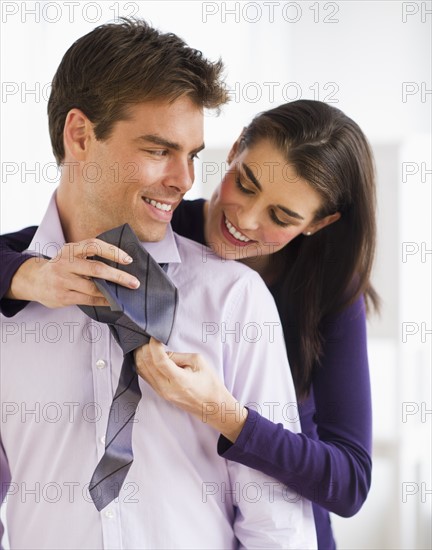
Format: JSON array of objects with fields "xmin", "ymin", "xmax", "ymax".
[
  {"xmin": 277, "ymin": 205, "xmax": 304, "ymax": 220},
  {"xmin": 242, "ymin": 163, "xmax": 262, "ymax": 191},
  {"xmin": 242, "ymin": 162, "xmax": 304, "ymax": 220}
]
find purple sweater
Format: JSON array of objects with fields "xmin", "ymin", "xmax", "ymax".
[{"xmin": 0, "ymin": 200, "xmax": 372, "ymax": 549}]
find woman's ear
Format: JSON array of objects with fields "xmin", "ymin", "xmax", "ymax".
[
  {"xmin": 227, "ymin": 127, "xmax": 247, "ymax": 164},
  {"xmin": 304, "ymin": 212, "xmax": 341, "ymax": 236},
  {"xmin": 63, "ymin": 108, "xmax": 93, "ymax": 161}
]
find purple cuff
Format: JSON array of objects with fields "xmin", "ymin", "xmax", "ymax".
[
  {"xmin": 217, "ymin": 407, "xmax": 262, "ymax": 457},
  {"xmin": 0, "ymin": 253, "xmax": 33, "ymax": 317}
]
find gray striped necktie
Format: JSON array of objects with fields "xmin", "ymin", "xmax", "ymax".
[{"xmin": 79, "ymin": 224, "xmax": 178, "ymax": 511}]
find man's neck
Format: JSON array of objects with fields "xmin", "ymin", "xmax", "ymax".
[{"xmin": 56, "ymin": 182, "xmax": 100, "ymax": 242}]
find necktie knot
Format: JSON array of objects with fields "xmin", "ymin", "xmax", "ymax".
[{"xmin": 79, "ymin": 224, "xmax": 178, "ymax": 353}]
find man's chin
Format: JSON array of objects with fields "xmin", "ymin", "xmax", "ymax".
[{"xmin": 131, "ymin": 224, "xmax": 167, "ymax": 243}]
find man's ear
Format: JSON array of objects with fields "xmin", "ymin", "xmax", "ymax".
[
  {"xmin": 227, "ymin": 127, "xmax": 247, "ymax": 164},
  {"xmin": 304, "ymin": 212, "xmax": 341, "ymax": 236},
  {"xmin": 63, "ymin": 108, "xmax": 93, "ymax": 161}
]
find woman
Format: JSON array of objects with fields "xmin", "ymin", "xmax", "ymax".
[{"xmin": 0, "ymin": 100, "xmax": 378, "ymax": 549}]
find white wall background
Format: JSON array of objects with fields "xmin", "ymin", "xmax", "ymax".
[{"xmin": 1, "ymin": 1, "xmax": 431, "ymax": 548}]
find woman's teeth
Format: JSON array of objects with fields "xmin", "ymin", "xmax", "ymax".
[
  {"xmin": 224, "ymin": 217, "xmax": 251, "ymax": 242},
  {"xmin": 144, "ymin": 198, "xmax": 172, "ymax": 212}
]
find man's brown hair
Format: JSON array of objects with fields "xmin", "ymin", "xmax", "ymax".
[{"xmin": 48, "ymin": 18, "xmax": 229, "ymax": 164}]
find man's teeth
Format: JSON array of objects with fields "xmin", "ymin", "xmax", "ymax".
[
  {"xmin": 144, "ymin": 198, "xmax": 172, "ymax": 212},
  {"xmin": 224, "ymin": 217, "xmax": 251, "ymax": 242}
]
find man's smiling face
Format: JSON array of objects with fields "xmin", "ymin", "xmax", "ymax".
[{"xmin": 82, "ymin": 96, "xmax": 204, "ymax": 242}]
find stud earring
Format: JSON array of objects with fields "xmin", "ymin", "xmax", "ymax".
[{"xmin": 305, "ymin": 231, "xmax": 312, "ymax": 236}]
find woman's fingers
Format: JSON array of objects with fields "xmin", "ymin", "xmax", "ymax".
[
  {"xmin": 62, "ymin": 275, "xmax": 109, "ymax": 306},
  {"xmin": 65, "ymin": 292, "xmax": 110, "ymax": 307},
  {"xmin": 24, "ymin": 237, "xmax": 141, "ymax": 308},
  {"xmin": 134, "ymin": 344, "xmax": 167, "ymax": 389},
  {"xmin": 75, "ymin": 258, "xmax": 140, "ymax": 289},
  {"xmin": 69, "ymin": 238, "xmax": 133, "ymax": 264},
  {"xmin": 136, "ymin": 339, "xmax": 246, "ymax": 441},
  {"xmin": 135, "ymin": 339, "xmax": 191, "ymax": 391},
  {"xmin": 148, "ymin": 338, "xmax": 185, "ymax": 378},
  {"xmin": 149, "ymin": 337, "xmax": 200, "ymax": 373},
  {"xmin": 52, "ymin": 241, "xmax": 140, "ymax": 290}
]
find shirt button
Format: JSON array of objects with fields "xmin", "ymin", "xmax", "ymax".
[
  {"xmin": 105, "ymin": 509, "xmax": 114, "ymax": 519},
  {"xmin": 96, "ymin": 359, "xmax": 107, "ymax": 369},
  {"xmin": 99, "ymin": 435, "xmax": 106, "ymax": 445}
]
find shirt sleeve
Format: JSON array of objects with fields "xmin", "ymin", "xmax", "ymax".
[
  {"xmin": 0, "ymin": 436, "xmax": 11, "ymax": 549},
  {"xmin": 218, "ymin": 295, "xmax": 372, "ymax": 518},
  {"xmin": 216, "ymin": 270, "xmax": 317, "ymax": 549},
  {"xmin": 0, "ymin": 227, "xmax": 37, "ymax": 317}
]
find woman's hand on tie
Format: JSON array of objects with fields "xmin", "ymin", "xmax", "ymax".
[
  {"xmin": 134, "ymin": 337, "xmax": 248, "ymax": 443},
  {"xmin": 7, "ymin": 238, "xmax": 140, "ymax": 308}
]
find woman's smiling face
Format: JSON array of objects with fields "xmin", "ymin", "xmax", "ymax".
[{"xmin": 205, "ymin": 138, "xmax": 327, "ymax": 261}]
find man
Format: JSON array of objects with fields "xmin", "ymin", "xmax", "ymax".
[{"xmin": 0, "ymin": 19, "xmax": 316, "ymax": 548}]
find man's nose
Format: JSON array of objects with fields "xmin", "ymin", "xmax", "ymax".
[{"xmin": 164, "ymin": 157, "xmax": 194, "ymax": 194}]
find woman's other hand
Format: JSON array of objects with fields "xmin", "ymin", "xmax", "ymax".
[{"xmin": 135, "ymin": 337, "xmax": 248, "ymax": 442}]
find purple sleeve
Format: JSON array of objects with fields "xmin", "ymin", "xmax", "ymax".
[
  {"xmin": 0, "ymin": 226, "xmax": 38, "ymax": 317},
  {"xmin": 218, "ymin": 295, "xmax": 372, "ymax": 517}
]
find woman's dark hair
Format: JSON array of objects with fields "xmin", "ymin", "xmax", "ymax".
[
  {"xmin": 239, "ymin": 100, "xmax": 380, "ymax": 398},
  {"xmin": 48, "ymin": 18, "xmax": 228, "ymax": 165}
]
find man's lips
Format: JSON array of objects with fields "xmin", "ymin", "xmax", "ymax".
[
  {"xmin": 143, "ymin": 197, "xmax": 174, "ymax": 212},
  {"xmin": 220, "ymin": 214, "xmax": 257, "ymax": 247},
  {"xmin": 141, "ymin": 196, "xmax": 179, "ymax": 221}
]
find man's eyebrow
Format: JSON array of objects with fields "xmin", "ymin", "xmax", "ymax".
[
  {"xmin": 242, "ymin": 162, "xmax": 304, "ymax": 221},
  {"xmin": 135, "ymin": 134, "xmax": 205, "ymax": 154},
  {"xmin": 191, "ymin": 143, "xmax": 206, "ymax": 155}
]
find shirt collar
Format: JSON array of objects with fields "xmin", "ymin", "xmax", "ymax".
[
  {"xmin": 141, "ymin": 224, "xmax": 181, "ymax": 264},
  {"xmin": 28, "ymin": 192, "xmax": 66, "ymax": 257},
  {"xmin": 28, "ymin": 192, "xmax": 182, "ymax": 264}
]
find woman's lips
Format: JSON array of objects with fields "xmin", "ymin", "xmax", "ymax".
[{"xmin": 220, "ymin": 214, "xmax": 256, "ymax": 248}]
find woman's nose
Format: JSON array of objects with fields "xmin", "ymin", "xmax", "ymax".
[{"xmin": 235, "ymin": 208, "xmax": 260, "ymax": 231}]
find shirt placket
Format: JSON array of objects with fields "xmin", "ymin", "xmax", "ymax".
[{"xmin": 90, "ymin": 320, "xmax": 123, "ymax": 549}]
